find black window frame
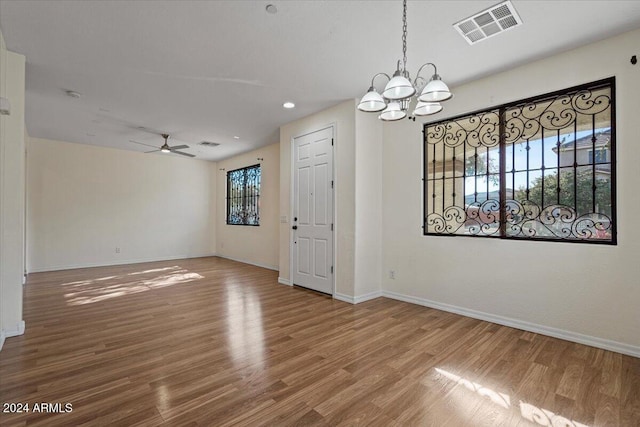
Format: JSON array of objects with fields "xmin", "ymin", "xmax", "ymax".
[
  {"xmin": 226, "ymin": 164, "xmax": 261, "ymax": 226},
  {"xmin": 423, "ymin": 77, "xmax": 616, "ymax": 245}
]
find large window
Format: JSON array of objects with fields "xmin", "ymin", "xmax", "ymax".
[
  {"xmin": 226, "ymin": 164, "xmax": 261, "ymax": 226},
  {"xmin": 424, "ymin": 78, "xmax": 615, "ymax": 244}
]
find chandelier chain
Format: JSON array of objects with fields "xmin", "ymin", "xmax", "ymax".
[
  {"xmin": 402, "ymin": 0, "xmax": 407, "ymax": 72},
  {"xmin": 356, "ymin": 0, "xmax": 451, "ymax": 120}
]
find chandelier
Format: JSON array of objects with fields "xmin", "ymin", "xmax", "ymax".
[{"xmin": 357, "ymin": 0, "xmax": 452, "ymax": 121}]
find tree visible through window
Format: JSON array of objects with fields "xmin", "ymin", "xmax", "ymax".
[
  {"xmin": 227, "ymin": 164, "xmax": 261, "ymax": 226},
  {"xmin": 424, "ymin": 78, "xmax": 615, "ymax": 244}
]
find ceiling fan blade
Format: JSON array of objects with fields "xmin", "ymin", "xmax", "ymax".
[
  {"xmin": 170, "ymin": 144, "xmax": 189, "ymax": 150},
  {"xmin": 145, "ymin": 149, "xmax": 161, "ymax": 153},
  {"xmin": 130, "ymin": 139, "xmax": 159, "ymax": 149},
  {"xmin": 172, "ymin": 150, "xmax": 195, "ymax": 158}
]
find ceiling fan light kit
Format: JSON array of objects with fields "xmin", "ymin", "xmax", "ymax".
[{"xmin": 357, "ymin": 0, "xmax": 452, "ymax": 121}]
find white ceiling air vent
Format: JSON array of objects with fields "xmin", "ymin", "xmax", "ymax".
[
  {"xmin": 454, "ymin": 0, "xmax": 522, "ymax": 45},
  {"xmin": 199, "ymin": 141, "xmax": 220, "ymax": 147}
]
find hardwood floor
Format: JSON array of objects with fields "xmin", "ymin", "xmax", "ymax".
[{"xmin": 0, "ymin": 257, "xmax": 638, "ymax": 426}]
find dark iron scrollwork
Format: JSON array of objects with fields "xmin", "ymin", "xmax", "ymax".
[
  {"xmin": 424, "ymin": 78, "xmax": 615, "ymax": 243},
  {"xmin": 227, "ymin": 164, "xmax": 261, "ymax": 226},
  {"xmin": 426, "ymin": 198, "xmax": 612, "ymax": 241},
  {"xmin": 504, "ymin": 88, "xmax": 611, "ymax": 143},
  {"xmin": 504, "ymin": 199, "xmax": 612, "ymax": 240},
  {"xmin": 426, "ymin": 111, "xmax": 500, "ymax": 149}
]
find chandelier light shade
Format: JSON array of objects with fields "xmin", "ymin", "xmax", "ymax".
[
  {"xmin": 379, "ymin": 101, "xmax": 407, "ymax": 121},
  {"xmin": 383, "ymin": 68, "xmax": 416, "ymax": 100},
  {"xmin": 357, "ymin": 0, "xmax": 452, "ymax": 121},
  {"xmin": 357, "ymin": 86, "xmax": 387, "ymax": 112},
  {"xmin": 413, "ymin": 101, "xmax": 443, "ymax": 116},
  {"xmin": 419, "ymin": 76, "xmax": 452, "ymax": 102}
]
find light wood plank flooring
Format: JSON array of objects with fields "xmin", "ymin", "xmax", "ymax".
[{"xmin": 0, "ymin": 257, "xmax": 638, "ymax": 426}]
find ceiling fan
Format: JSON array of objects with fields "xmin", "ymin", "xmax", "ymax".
[{"xmin": 130, "ymin": 133, "xmax": 195, "ymax": 157}]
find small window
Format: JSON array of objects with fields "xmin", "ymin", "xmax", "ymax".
[
  {"xmin": 226, "ymin": 164, "xmax": 261, "ymax": 226},
  {"xmin": 424, "ymin": 78, "xmax": 615, "ymax": 244},
  {"xmin": 588, "ymin": 149, "xmax": 607, "ymax": 164}
]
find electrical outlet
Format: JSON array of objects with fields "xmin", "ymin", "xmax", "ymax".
[
  {"xmin": 115, "ymin": 247, "xmax": 120, "ymax": 254},
  {"xmin": 389, "ymin": 270, "xmax": 396, "ymax": 279}
]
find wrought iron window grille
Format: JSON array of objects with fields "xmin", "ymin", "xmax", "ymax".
[
  {"xmin": 226, "ymin": 164, "xmax": 261, "ymax": 226},
  {"xmin": 423, "ymin": 78, "xmax": 616, "ymax": 244}
]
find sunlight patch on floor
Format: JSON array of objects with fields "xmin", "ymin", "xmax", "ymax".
[
  {"xmin": 435, "ymin": 367, "xmax": 510, "ymax": 409},
  {"xmin": 226, "ymin": 285, "xmax": 266, "ymax": 370},
  {"xmin": 435, "ymin": 367, "xmax": 590, "ymax": 427},
  {"xmin": 127, "ymin": 266, "xmax": 182, "ymax": 276},
  {"xmin": 62, "ymin": 266, "xmax": 204, "ymax": 305}
]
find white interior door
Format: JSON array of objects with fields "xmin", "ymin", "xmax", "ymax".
[{"xmin": 292, "ymin": 127, "xmax": 334, "ymax": 294}]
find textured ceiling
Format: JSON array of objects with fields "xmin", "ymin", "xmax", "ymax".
[{"xmin": 1, "ymin": 0, "xmax": 639, "ymax": 161}]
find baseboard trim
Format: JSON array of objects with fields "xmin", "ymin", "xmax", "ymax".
[
  {"xmin": 1, "ymin": 319, "xmax": 26, "ymax": 347},
  {"xmin": 217, "ymin": 255, "xmax": 278, "ymax": 272},
  {"xmin": 5, "ymin": 320, "xmax": 26, "ymax": 337},
  {"xmin": 278, "ymin": 277, "xmax": 291, "ymax": 286},
  {"xmin": 354, "ymin": 290, "xmax": 383, "ymax": 304},
  {"xmin": 0, "ymin": 321, "xmax": 26, "ymax": 352},
  {"xmin": 334, "ymin": 290, "xmax": 383, "ymax": 304},
  {"xmin": 28, "ymin": 253, "xmax": 218, "ymax": 273},
  {"xmin": 333, "ymin": 292, "xmax": 355, "ymax": 304},
  {"xmin": 381, "ymin": 290, "xmax": 640, "ymax": 358}
]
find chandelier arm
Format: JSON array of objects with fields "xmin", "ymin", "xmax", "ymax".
[
  {"xmin": 370, "ymin": 72, "xmax": 391, "ymax": 91},
  {"xmin": 414, "ymin": 62, "xmax": 438, "ymax": 86},
  {"xmin": 358, "ymin": 0, "xmax": 450, "ymax": 120},
  {"xmin": 413, "ymin": 76, "xmax": 428, "ymax": 92}
]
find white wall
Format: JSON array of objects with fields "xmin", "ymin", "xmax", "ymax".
[
  {"xmin": 27, "ymin": 138, "xmax": 216, "ymax": 272},
  {"xmin": 354, "ymin": 110, "xmax": 383, "ymax": 300},
  {"xmin": 279, "ymin": 100, "xmax": 385, "ymax": 302},
  {"xmin": 381, "ymin": 28, "xmax": 640, "ymax": 355},
  {"xmin": 0, "ymin": 30, "xmax": 26, "ymax": 343},
  {"xmin": 279, "ymin": 100, "xmax": 357, "ymax": 297},
  {"xmin": 216, "ymin": 142, "xmax": 279, "ymax": 270}
]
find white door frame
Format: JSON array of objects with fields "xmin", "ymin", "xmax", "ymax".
[{"xmin": 289, "ymin": 124, "xmax": 336, "ymax": 295}]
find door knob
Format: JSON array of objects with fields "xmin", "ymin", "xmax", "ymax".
[{"xmin": 292, "ymin": 225, "xmax": 298, "ymax": 230}]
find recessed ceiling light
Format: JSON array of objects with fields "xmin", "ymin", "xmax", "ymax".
[
  {"xmin": 65, "ymin": 90, "xmax": 82, "ymax": 99},
  {"xmin": 266, "ymin": 4, "xmax": 277, "ymax": 14},
  {"xmin": 233, "ymin": 136, "xmax": 240, "ymax": 139},
  {"xmin": 283, "ymin": 101, "xmax": 295, "ymax": 109}
]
